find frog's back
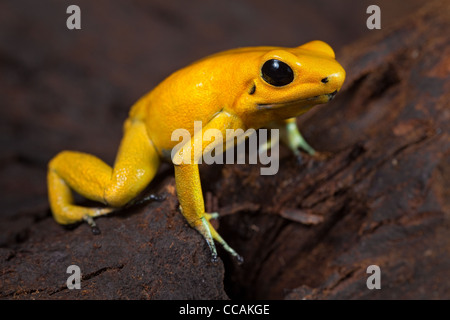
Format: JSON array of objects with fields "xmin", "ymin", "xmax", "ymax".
[{"xmin": 131, "ymin": 48, "xmax": 268, "ymax": 156}]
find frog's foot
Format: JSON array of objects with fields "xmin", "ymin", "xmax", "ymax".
[
  {"xmin": 83, "ymin": 214, "xmax": 102, "ymax": 235},
  {"xmin": 125, "ymin": 193, "xmax": 166, "ymax": 208},
  {"xmin": 81, "ymin": 207, "xmax": 114, "ymax": 235},
  {"xmin": 205, "ymin": 212, "xmax": 219, "ymax": 221},
  {"xmin": 193, "ymin": 214, "xmax": 243, "ymax": 264},
  {"xmin": 285, "ymin": 121, "xmax": 316, "ymax": 160},
  {"xmin": 193, "ymin": 216, "xmax": 219, "ymax": 262},
  {"xmin": 206, "ymin": 216, "xmax": 243, "ymax": 264}
]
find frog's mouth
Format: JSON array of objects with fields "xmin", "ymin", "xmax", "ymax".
[{"xmin": 256, "ymin": 90, "xmax": 337, "ymax": 110}]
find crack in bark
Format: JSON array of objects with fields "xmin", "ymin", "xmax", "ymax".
[
  {"xmin": 1, "ymin": 264, "xmax": 125, "ymax": 298},
  {"xmin": 326, "ymin": 267, "xmax": 359, "ymax": 292}
]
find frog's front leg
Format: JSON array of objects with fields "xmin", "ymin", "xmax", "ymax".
[
  {"xmin": 283, "ymin": 117, "xmax": 316, "ymax": 156},
  {"xmin": 172, "ymin": 111, "xmax": 243, "ymax": 263},
  {"xmin": 264, "ymin": 117, "xmax": 316, "ymax": 163},
  {"xmin": 175, "ymin": 163, "xmax": 242, "ymax": 263}
]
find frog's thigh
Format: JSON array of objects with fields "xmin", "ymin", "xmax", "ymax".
[
  {"xmin": 48, "ymin": 155, "xmax": 114, "ymax": 224},
  {"xmin": 104, "ymin": 119, "xmax": 160, "ymax": 207},
  {"xmin": 48, "ymin": 119, "xmax": 160, "ymax": 224}
]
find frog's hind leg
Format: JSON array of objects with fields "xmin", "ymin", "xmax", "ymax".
[
  {"xmin": 47, "ymin": 119, "xmax": 160, "ymax": 226},
  {"xmin": 47, "ymin": 158, "xmax": 115, "ymax": 225}
]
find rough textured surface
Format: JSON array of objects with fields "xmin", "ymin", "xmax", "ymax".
[
  {"xmin": 218, "ymin": 0, "xmax": 450, "ymax": 299},
  {"xmin": 2, "ymin": 0, "xmax": 447, "ymax": 300},
  {"xmin": 0, "ymin": 175, "xmax": 228, "ymax": 299}
]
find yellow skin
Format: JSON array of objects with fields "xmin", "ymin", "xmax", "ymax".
[{"xmin": 48, "ymin": 41, "xmax": 345, "ymax": 262}]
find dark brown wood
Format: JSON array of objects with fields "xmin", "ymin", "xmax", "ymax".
[
  {"xmin": 218, "ymin": 0, "xmax": 450, "ymax": 299},
  {"xmin": 1, "ymin": 0, "xmax": 446, "ymax": 300},
  {"xmin": 0, "ymin": 176, "xmax": 228, "ymax": 299}
]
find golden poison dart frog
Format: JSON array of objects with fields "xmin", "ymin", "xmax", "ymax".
[{"xmin": 48, "ymin": 41, "xmax": 345, "ymax": 263}]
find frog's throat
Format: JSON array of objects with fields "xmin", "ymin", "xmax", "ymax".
[{"xmin": 256, "ymin": 90, "xmax": 337, "ymax": 110}]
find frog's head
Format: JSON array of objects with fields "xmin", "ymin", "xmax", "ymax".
[{"xmin": 236, "ymin": 41, "xmax": 345, "ymax": 128}]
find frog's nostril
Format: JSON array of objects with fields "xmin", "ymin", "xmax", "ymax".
[{"xmin": 321, "ymin": 77, "xmax": 329, "ymax": 84}]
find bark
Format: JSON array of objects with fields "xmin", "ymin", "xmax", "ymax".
[
  {"xmin": 218, "ymin": 0, "xmax": 450, "ymax": 299},
  {"xmin": 1, "ymin": 0, "xmax": 447, "ymax": 300}
]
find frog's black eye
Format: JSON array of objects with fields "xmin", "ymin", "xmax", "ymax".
[{"xmin": 261, "ymin": 59, "xmax": 294, "ymax": 87}]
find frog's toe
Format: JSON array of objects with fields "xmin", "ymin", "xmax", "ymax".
[
  {"xmin": 289, "ymin": 132, "xmax": 316, "ymax": 157},
  {"xmin": 83, "ymin": 214, "xmax": 103, "ymax": 235},
  {"xmin": 192, "ymin": 214, "xmax": 243, "ymax": 264},
  {"xmin": 192, "ymin": 216, "xmax": 219, "ymax": 262},
  {"xmin": 206, "ymin": 219, "xmax": 243, "ymax": 264},
  {"xmin": 205, "ymin": 212, "xmax": 219, "ymax": 221},
  {"xmin": 284, "ymin": 121, "xmax": 316, "ymax": 156},
  {"xmin": 126, "ymin": 192, "xmax": 166, "ymax": 208}
]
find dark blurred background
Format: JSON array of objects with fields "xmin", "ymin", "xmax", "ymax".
[{"xmin": 0, "ymin": 0, "xmax": 426, "ymax": 235}]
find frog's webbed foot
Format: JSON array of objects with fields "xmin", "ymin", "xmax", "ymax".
[
  {"xmin": 192, "ymin": 213, "xmax": 244, "ymax": 264},
  {"xmin": 83, "ymin": 213, "xmax": 105, "ymax": 235},
  {"xmin": 284, "ymin": 120, "xmax": 316, "ymax": 163},
  {"xmin": 281, "ymin": 120, "xmax": 336, "ymax": 165},
  {"xmin": 81, "ymin": 194, "xmax": 165, "ymax": 235},
  {"xmin": 205, "ymin": 212, "xmax": 220, "ymax": 221},
  {"xmin": 267, "ymin": 118, "xmax": 320, "ymax": 164},
  {"xmin": 125, "ymin": 192, "xmax": 166, "ymax": 208},
  {"xmin": 207, "ymin": 216, "xmax": 244, "ymax": 264}
]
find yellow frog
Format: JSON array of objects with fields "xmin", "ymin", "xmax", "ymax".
[{"xmin": 47, "ymin": 41, "xmax": 345, "ymax": 262}]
